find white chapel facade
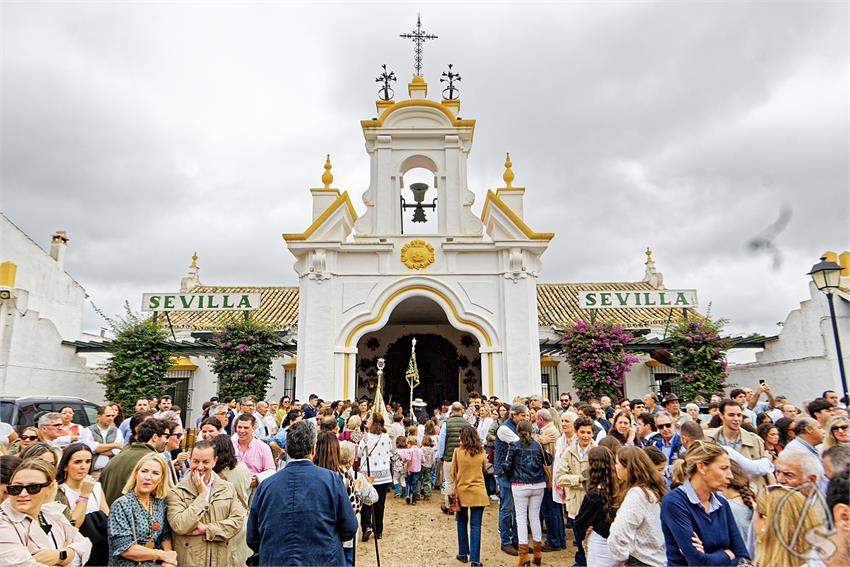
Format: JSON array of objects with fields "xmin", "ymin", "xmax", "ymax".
[{"xmin": 283, "ymin": 75, "xmax": 553, "ymax": 403}]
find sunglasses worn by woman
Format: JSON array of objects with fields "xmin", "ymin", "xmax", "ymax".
[{"xmin": 6, "ymin": 481, "xmax": 52, "ymax": 496}]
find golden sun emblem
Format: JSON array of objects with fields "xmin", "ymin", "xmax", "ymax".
[{"xmin": 401, "ymin": 239, "xmax": 435, "ymax": 270}]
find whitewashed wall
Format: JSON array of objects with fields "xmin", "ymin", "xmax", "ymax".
[
  {"xmin": 0, "ymin": 216, "xmax": 86, "ymax": 341},
  {"xmin": 728, "ymin": 283, "xmax": 849, "ymax": 407},
  {"xmin": 0, "ymin": 290, "xmax": 103, "ymax": 401}
]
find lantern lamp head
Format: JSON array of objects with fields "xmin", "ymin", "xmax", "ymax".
[{"xmin": 808, "ymin": 256, "xmax": 842, "ymax": 292}]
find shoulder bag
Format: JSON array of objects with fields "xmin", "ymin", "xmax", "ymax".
[{"xmin": 539, "ymin": 444, "xmax": 554, "ymax": 485}]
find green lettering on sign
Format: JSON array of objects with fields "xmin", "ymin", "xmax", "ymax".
[
  {"xmin": 675, "ymin": 292, "xmax": 688, "ymax": 306},
  {"xmin": 238, "ymin": 295, "xmax": 252, "ymax": 308},
  {"xmin": 600, "ymin": 293, "xmax": 612, "ymax": 306},
  {"xmin": 659, "ymin": 292, "xmax": 671, "ymax": 306},
  {"xmin": 148, "ymin": 296, "xmax": 161, "ymax": 309},
  {"xmin": 163, "ymin": 296, "xmax": 175, "ymax": 309},
  {"xmin": 585, "ymin": 293, "xmax": 597, "ymax": 306}
]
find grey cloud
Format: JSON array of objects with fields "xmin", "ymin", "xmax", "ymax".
[{"xmin": 1, "ymin": 2, "xmax": 846, "ymax": 337}]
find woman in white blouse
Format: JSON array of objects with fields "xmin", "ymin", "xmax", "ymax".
[
  {"xmin": 0, "ymin": 458, "xmax": 92, "ymax": 566},
  {"xmin": 608, "ymin": 446, "xmax": 667, "ymax": 567},
  {"xmin": 475, "ymin": 405, "xmax": 494, "ymax": 445},
  {"xmin": 357, "ymin": 413, "xmax": 393, "ymax": 541},
  {"xmin": 56, "ymin": 443, "xmax": 110, "ymax": 526}
]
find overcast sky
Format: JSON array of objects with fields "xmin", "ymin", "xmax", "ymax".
[{"xmin": 2, "ymin": 2, "xmax": 848, "ymax": 341}]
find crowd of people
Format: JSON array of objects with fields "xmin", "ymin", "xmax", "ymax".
[{"xmin": 0, "ymin": 383, "xmax": 847, "ymax": 566}]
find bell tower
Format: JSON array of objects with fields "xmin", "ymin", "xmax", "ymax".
[{"xmin": 354, "ymin": 73, "xmax": 482, "ymax": 238}]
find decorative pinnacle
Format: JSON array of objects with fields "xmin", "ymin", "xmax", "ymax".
[
  {"xmin": 503, "ymin": 153, "xmax": 515, "ymax": 188},
  {"xmin": 440, "ymin": 64, "xmax": 461, "ymax": 100},
  {"xmin": 376, "ymin": 64, "xmax": 397, "ymax": 101},
  {"xmin": 400, "ymin": 13, "xmax": 438, "ymax": 77},
  {"xmin": 321, "ymin": 155, "xmax": 333, "ymax": 188},
  {"xmin": 645, "ymin": 247, "xmax": 654, "ymax": 263},
  {"xmin": 190, "ymin": 252, "xmax": 198, "ymax": 270}
]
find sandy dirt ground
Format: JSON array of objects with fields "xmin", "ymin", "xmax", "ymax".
[{"xmin": 355, "ymin": 494, "xmax": 576, "ymax": 567}]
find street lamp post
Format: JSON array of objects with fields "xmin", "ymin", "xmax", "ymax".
[{"xmin": 809, "ymin": 256, "xmax": 848, "ymax": 403}]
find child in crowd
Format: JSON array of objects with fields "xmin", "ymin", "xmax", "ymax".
[
  {"xmin": 420, "ymin": 435, "xmax": 436, "ymax": 500},
  {"xmin": 404, "ymin": 436, "xmax": 425, "ymax": 505},
  {"xmin": 392, "ymin": 435, "xmax": 408, "ymax": 497}
]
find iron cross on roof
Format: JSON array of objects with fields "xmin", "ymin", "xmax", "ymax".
[{"xmin": 399, "ymin": 14, "xmax": 438, "ymax": 76}]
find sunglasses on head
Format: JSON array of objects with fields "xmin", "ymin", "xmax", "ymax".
[
  {"xmin": 832, "ymin": 425, "xmax": 849, "ymax": 432},
  {"xmin": 6, "ymin": 482, "xmax": 51, "ymax": 496},
  {"xmin": 20, "ymin": 435, "xmax": 39, "ymax": 441},
  {"xmin": 657, "ymin": 423, "xmax": 673, "ymax": 429}
]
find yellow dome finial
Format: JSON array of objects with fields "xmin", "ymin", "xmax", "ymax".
[
  {"xmin": 503, "ymin": 153, "xmax": 515, "ymax": 189},
  {"xmin": 645, "ymin": 247, "xmax": 654, "ymax": 263},
  {"xmin": 190, "ymin": 251, "xmax": 199, "ymax": 270},
  {"xmin": 321, "ymin": 154, "xmax": 334, "ymax": 188}
]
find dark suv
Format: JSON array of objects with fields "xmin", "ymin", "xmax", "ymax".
[{"xmin": 0, "ymin": 396, "xmax": 101, "ymax": 432}]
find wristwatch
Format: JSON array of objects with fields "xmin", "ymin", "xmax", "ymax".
[{"xmin": 59, "ymin": 549, "xmax": 68, "ymax": 562}]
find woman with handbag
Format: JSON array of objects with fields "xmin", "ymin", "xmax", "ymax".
[
  {"xmin": 357, "ymin": 413, "xmax": 392, "ymax": 542},
  {"xmin": 504, "ymin": 420, "xmax": 553, "ymax": 567},
  {"xmin": 450, "ymin": 426, "xmax": 489, "ymax": 567},
  {"xmin": 0, "ymin": 457, "xmax": 92, "ymax": 566},
  {"xmin": 107, "ymin": 453, "xmax": 177, "ymax": 567},
  {"xmin": 56, "ymin": 443, "xmax": 110, "ymax": 566}
]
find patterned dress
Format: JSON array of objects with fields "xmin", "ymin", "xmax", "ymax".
[{"xmin": 108, "ymin": 493, "xmax": 172, "ymax": 566}]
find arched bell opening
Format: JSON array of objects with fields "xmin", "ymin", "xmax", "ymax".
[{"xmin": 399, "ymin": 166, "xmax": 439, "ymax": 235}]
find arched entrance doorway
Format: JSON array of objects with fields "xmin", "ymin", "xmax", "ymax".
[{"xmin": 354, "ymin": 296, "xmax": 482, "ymax": 410}]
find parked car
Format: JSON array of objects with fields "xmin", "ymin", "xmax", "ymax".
[{"xmin": 0, "ymin": 396, "xmax": 101, "ymax": 432}]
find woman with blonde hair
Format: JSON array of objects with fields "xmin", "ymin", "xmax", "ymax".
[
  {"xmin": 0, "ymin": 458, "xmax": 92, "ymax": 565},
  {"xmin": 822, "ymin": 415, "xmax": 849, "ymax": 451},
  {"xmin": 608, "ymin": 446, "xmax": 667, "ymax": 567},
  {"xmin": 661, "ymin": 440, "xmax": 749, "ymax": 566},
  {"xmin": 107, "ymin": 453, "xmax": 176, "ymax": 566},
  {"xmin": 754, "ymin": 485, "xmax": 822, "ymax": 567},
  {"xmin": 341, "ymin": 414, "xmax": 363, "ymax": 444}
]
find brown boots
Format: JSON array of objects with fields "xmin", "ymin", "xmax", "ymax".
[
  {"xmin": 532, "ymin": 541, "xmax": 543, "ymax": 565},
  {"xmin": 514, "ymin": 544, "xmax": 530, "ymax": 567}
]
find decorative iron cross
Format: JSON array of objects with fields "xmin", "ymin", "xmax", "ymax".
[
  {"xmin": 376, "ymin": 64, "xmax": 397, "ymax": 101},
  {"xmin": 441, "ymin": 64, "xmax": 461, "ymax": 100},
  {"xmin": 399, "ymin": 14, "xmax": 438, "ymax": 76}
]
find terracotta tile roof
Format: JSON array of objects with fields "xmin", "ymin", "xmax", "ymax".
[
  {"xmin": 164, "ymin": 286, "xmax": 299, "ymax": 330},
  {"xmin": 536, "ymin": 282, "xmax": 697, "ymax": 328},
  {"xmin": 165, "ymin": 282, "xmax": 695, "ymax": 331}
]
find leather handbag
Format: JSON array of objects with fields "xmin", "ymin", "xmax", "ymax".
[{"xmin": 539, "ymin": 444, "xmax": 554, "ymax": 485}]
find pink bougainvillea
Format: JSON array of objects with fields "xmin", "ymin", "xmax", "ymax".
[{"xmin": 562, "ymin": 320, "xmax": 638, "ymax": 401}]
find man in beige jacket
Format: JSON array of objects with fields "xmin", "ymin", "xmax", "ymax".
[
  {"xmin": 166, "ymin": 440, "xmax": 246, "ymax": 566},
  {"xmin": 556, "ymin": 415, "xmax": 596, "ymax": 565},
  {"xmin": 704, "ymin": 398, "xmax": 774, "ymax": 489}
]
